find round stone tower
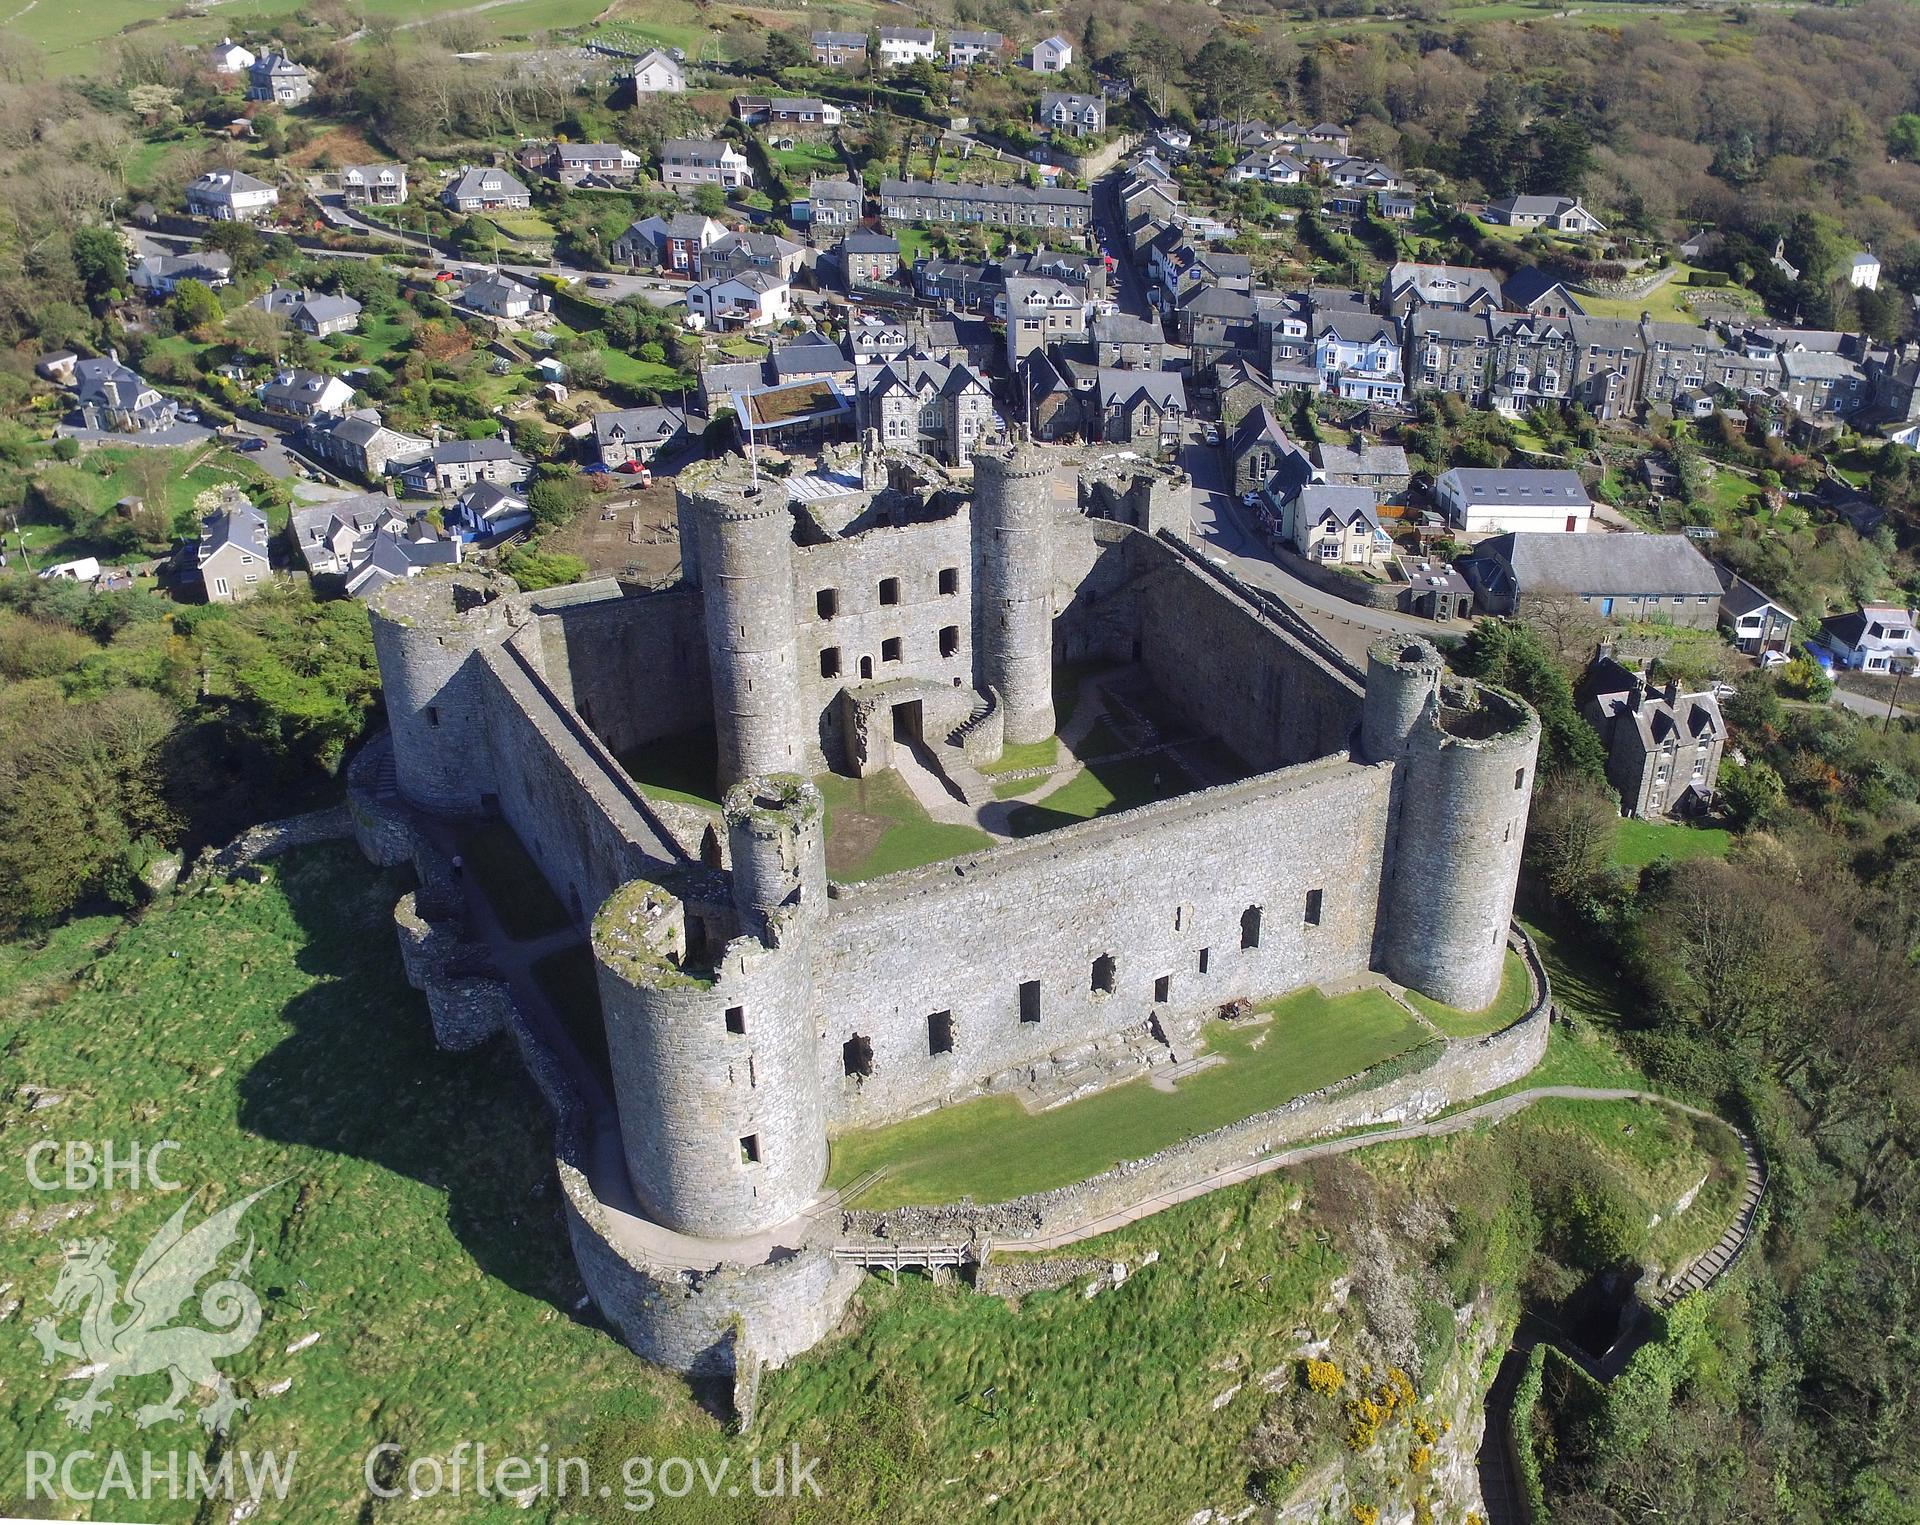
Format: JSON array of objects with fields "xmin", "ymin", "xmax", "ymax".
[
  {"xmin": 725, "ymin": 775, "xmax": 826, "ymax": 944},
  {"xmin": 1361, "ymin": 636, "xmax": 1444, "ymax": 764},
  {"xmin": 971, "ymin": 440, "xmax": 1057, "ymax": 746},
  {"xmin": 365, "ymin": 567, "xmax": 516, "ymax": 815},
  {"xmin": 1380, "ymin": 677, "xmax": 1541, "ymax": 1012},
  {"xmin": 591, "ymin": 778, "xmax": 827, "ymax": 1240},
  {"xmin": 679, "ymin": 462, "xmax": 802, "ymax": 791}
]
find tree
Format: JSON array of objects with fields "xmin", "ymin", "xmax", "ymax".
[
  {"xmin": 1456, "ymin": 618, "xmax": 1610, "ymax": 784},
  {"xmin": 197, "ymin": 220, "xmax": 265, "ymax": 273},
  {"xmin": 1889, "ymin": 113, "xmax": 1920, "ymax": 160},
  {"xmin": 1717, "ymin": 756, "xmax": 1785, "ymax": 827},
  {"xmin": 1527, "ymin": 771, "xmax": 1621, "ymax": 905},
  {"xmin": 692, "ymin": 183, "xmax": 728, "ymax": 217},
  {"xmin": 70, "ymin": 226, "xmax": 126, "ymax": 303},
  {"xmin": 170, "ymin": 279, "xmax": 224, "ymax": 336},
  {"xmin": 765, "ymin": 30, "xmax": 806, "ymax": 69},
  {"xmin": 527, "ymin": 476, "xmax": 591, "ymax": 530}
]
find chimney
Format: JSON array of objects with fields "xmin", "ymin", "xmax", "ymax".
[
  {"xmin": 1628, "ymin": 682, "xmax": 1643, "ymax": 713},
  {"xmin": 1665, "ymin": 676, "xmax": 1680, "ymax": 706}
]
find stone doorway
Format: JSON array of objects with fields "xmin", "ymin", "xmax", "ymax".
[{"xmin": 892, "ymin": 699, "xmax": 924, "ymax": 744}]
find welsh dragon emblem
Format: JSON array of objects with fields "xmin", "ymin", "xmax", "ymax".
[{"xmin": 30, "ymin": 1182, "xmax": 282, "ymax": 1434}]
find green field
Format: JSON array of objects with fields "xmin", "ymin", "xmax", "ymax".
[
  {"xmin": 815, "ymin": 769, "xmax": 993, "ymax": 881},
  {"xmin": 0, "ymin": 846, "xmax": 700, "ymax": 1523},
  {"xmin": 1404, "ymin": 949, "xmax": 1534, "ymax": 1038},
  {"xmin": 826, "ymin": 986, "xmax": 1432, "ymax": 1207},
  {"xmin": 1612, "ymin": 818, "xmax": 1733, "ymax": 869}
]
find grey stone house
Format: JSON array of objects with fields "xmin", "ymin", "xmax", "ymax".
[
  {"xmin": 854, "ymin": 355, "xmax": 998, "ymax": 464},
  {"xmin": 878, "ymin": 178, "xmax": 1091, "ymax": 237},
  {"xmin": 196, "ymin": 498, "xmax": 271, "ymax": 602},
  {"xmin": 806, "ymin": 177, "xmax": 864, "ymax": 231},
  {"xmin": 303, "ymin": 409, "xmax": 430, "ymax": 483},
  {"xmin": 1584, "ymin": 660, "xmax": 1725, "ymax": 819},
  {"xmin": 836, "ymin": 230, "xmax": 900, "ymax": 290},
  {"xmin": 398, "ymin": 438, "xmax": 532, "ymax": 494}
]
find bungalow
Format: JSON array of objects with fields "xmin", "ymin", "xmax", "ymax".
[
  {"xmin": 340, "ymin": 163, "xmax": 407, "ymax": 206},
  {"xmin": 457, "ymin": 271, "xmax": 540, "ymax": 319},
  {"xmin": 1228, "ymin": 148, "xmax": 1308, "ymax": 185},
  {"xmin": 1716, "ymin": 568, "xmax": 1797, "ymax": 658},
  {"xmin": 611, "ymin": 211, "xmax": 727, "ymax": 275},
  {"xmin": 70, "ymin": 353, "xmax": 174, "ymax": 433},
  {"xmin": 256, "ymin": 368, "xmax": 357, "ymax": 422},
  {"xmin": 1461, "ymin": 532, "xmax": 1721, "ymax": 623},
  {"xmin": 442, "ymin": 166, "xmax": 531, "ymax": 213},
  {"xmin": 810, "ymin": 30, "xmax": 867, "ymax": 66},
  {"xmin": 1817, "ymin": 604, "xmax": 1920, "ymax": 673},
  {"xmin": 132, "ymin": 251, "xmax": 233, "ymax": 297},
  {"xmin": 686, "ymin": 269, "xmax": 791, "ymax": 329},
  {"xmin": 877, "ymin": 27, "xmax": 937, "ymax": 67},
  {"xmin": 1483, "ymin": 195, "xmax": 1606, "ymax": 235},
  {"xmin": 445, "ymin": 481, "xmax": 533, "ymax": 543},
  {"xmin": 550, "ymin": 142, "xmax": 645, "ymax": 185},
  {"xmin": 186, "ymin": 169, "xmax": 279, "ymax": 222},
  {"xmin": 591, "ymin": 405, "xmax": 688, "ymax": 469},
  {"xmin": 659, "ymin": 139, "xmax": 753, "ymax": 193},
  {"xmin": 255, "ymin": 287, "xmax": 363, "ymax": 337},
  {"xmin": 1435, "ymin": 467, "xmax": 1591, "ymax": 535},
  {"xmin": 1027, "ymin": 34, "xmax": 1072, "ymax": 72},
  {"xmin": 631, "ymin": 49, "xmax": 686, "ymax": 93},
  {"xmin": 947, "ymin": 30, "xmax": 1003, "ymax": 66},
  {"xmin": 208, "ymin": 37, "xmax": 255, "ymax": 74},
  {"xmin": 769, "ymin": 98, "xmax": 841, "ymax": 128},
  {"xmin": 196, "ymin": 498, "xmax": 271, "ymax": 602},
  {"xmin": 1276, "ymin": 483, "xmax": 1395, "ymax": 568},
  {"xmin": 1039, "ymin": 91, "xmax": 1105, "ymax": 139},
  {"xmin": 398, "ymin": 438, "xmax": 532, "ymax": 494}
]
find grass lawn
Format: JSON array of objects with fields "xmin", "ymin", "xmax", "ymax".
[
  {"xmin": 1006, "ymin": 755, "xmax": 1180, "ymax": 837},
  {"xmin": 596, "ymin": 347, "xmax": 693, "ymax": 393},
  {"xmin": 815, "ymin": 769, "xmax": 992, "ymax": 881},
  {"xmin": 827, "ymin": 986, "xmax": 1431, "ymax": 1207},
  {"xmin": 458, "ymin": 820, "xmax": 572, "ymax": 939},
  {"xmin": 979, "ymin": 735, "xmax": 1059, "ymax": 776},
  {"xmin": 1612, "ymin": 819, "xmax": 1733, "ymax": 870},
  {"xmin": 1575, "ymin": 264, "xmax": 1761, "ymax": 327},
  {"xmin": 618, "ymin": 727, "xmax": 721, "ymax": 810},
  {"xmin": 1404, "ymin": 949, "xmax": 1533, "ymax": 1038},
  {"xmin": 769, "ymin": 138, "xmax": 843, "ymax": 178},
  {"xmin": 0, "ymin": 846, "xmax": 702, "ymax": 1522}
]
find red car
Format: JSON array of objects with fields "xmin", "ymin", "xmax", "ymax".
[{"xmin": 614, "ymin": 462, "xmax": 653, "ymax": 484}]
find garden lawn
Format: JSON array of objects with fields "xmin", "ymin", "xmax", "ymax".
[
  {"xmin": 826, "ymin": 986, "xmax": 1431, "ymax": 1207},
  {"xmin": 1006, "ymin": 755, "xmax": 1178, "ymax": 836},
  {"xmin": 0, "ymin": 846, "xmax": 704, "ymax": 1523},
  {"xmin": 1404, "ymin": 949, "xmax": 1533, "ymax": 1038},
  {"xmin": 814, "ymin": 770, "xmax": 992, "ymax": 881},
  {"xmin": 1612, "ymin": 818, "xmax": 1733, "ymax": 869}
]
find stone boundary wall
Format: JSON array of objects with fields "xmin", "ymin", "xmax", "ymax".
[
  {"xmin": 185, "ymin": 804, "xmax": 354, "ymax": 883},
  {"xmin": 1269, "ymin": 544, "xmax": 1409, "ymax": 612},
  {"xmin": 839, "ymin": 930, "xmax": 1551, "ymax": 1247}
]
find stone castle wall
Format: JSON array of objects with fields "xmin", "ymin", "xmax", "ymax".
[{"xmin": 528, "ymin": 581, "xmax": 713, "ymax": 759}]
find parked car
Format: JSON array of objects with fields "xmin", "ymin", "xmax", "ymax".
[
  {"xmin": 581, "ymin": 462, "xmax": 611, "ymax": 475},
  {"xmin": 236, "ymin": 437, "xmax": 268, "ymax": 453},
  {"xmin": 1203, "ymin": 425, "xmax": 1222, "ymax": 446},
  {"xmin": 587, "ymin": 276, "xmax": 613, "ymax": 289},
  {"xmin": 614, "ymin": 462, "xmax": 654, "ymax": 485}
]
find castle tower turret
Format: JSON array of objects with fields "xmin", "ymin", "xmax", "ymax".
[
  {"xmin": 1361, "ymin": 636, "xmax": 1444, "ymax": 764},
  {"xmin": 971, "ymin": 441, "xmax": 1057, "ymax": 745},
  {"xmin": 365, "ymin": 567, "xmax": 516, "ymax": 814},
  {"xmin": 1379, "ymin": 676, "xmax": 1540, "ymax": 1012},
  {"xmin": 679, "ymin": 462, "xmax": 802, "ymax": 790},
  {"xmin": 725, "ymin": 775, "xmax": 826, "ymax": 942},
  {"xmin": 593, "ymin": 868, "xmax": 826, "ymax": 1239}
]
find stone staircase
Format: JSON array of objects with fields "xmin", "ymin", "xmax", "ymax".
[{"xmin": 1657, "ymin": 1129, "xmax": 1766, "ymax": 1306}]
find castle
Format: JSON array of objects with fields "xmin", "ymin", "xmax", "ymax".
[{"xmin": 355, "ymin": 438, "xmax": 1541, "ymax": 1377}]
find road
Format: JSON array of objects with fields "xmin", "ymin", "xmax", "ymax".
[{"xmin": 1831, "ymin": 682, "xmax": 1913, "ymax": 723}]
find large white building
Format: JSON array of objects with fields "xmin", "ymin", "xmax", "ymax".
[
  {"xmin": 186, "ymin": 169, "xmax": 280, "ymax": 222},
  {"xmin": 1435, "ymin": 467, "xmax": 1593, "ymax": 536}
]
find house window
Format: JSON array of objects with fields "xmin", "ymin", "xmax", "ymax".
[
  {"xmin": 1240, "ymin": 905, "xmax": 1262, "ymax": 950},
  {"xmin": 1304, "ymin": 889, "xmax": 1323, "ymax": 926},
  {"xmin": 1091, "ymin": 955, "xmax": 1116, "ymax": 996},
  {"xmin": 879, "ymin": 577, "xmax": 901, "ymax": 606},
  {"xmin": 882, "ymin": 636, "xmax": 903, "ymax": 663},
  {"xmin": 739, "ymin": 1134, "xmax": 761, "ymax": 1165},
  {"xmin": 725, "ymin": 1006, "xmax": 746, "ymax": 1035},
  {"xmin": 939, "ymin": 567, "xmax": 959, "ymax": 595},
  {"xmin": 939, "ymin": 625, "xmax": 960, "ymax": 658},
  {"xmin": 817, "ymin": 588, "xmax": 839, "ymax": 619},
  {"xmin": 927, "ymin": 1010, "xmax": 955, "ymax": 1055},
  {"xmin": 1019, "ymin": 979, "xmax": 1041, "ymax": 1024},
  {"xmin": 820, "ymin": 647, "xmax": 842, "ymax": 679}
]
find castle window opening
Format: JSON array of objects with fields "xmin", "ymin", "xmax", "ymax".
[
  {"xmin": 882, "ymin": 637, "xmax": 903, "ymax": 664},
  {"xmin": 879, "ymin": 577, "xmax": 901, "ymax": 606},
  {"xmin": 1240, "ymin": 906, "xmax": 1263, "ymax": 950},
  {"xmin": 860, "ymin": 655, "xmax": 874, "ymax": 679},
  {"xmin": 939, "ymin": 625, "xmax": 960, "ymax": 658},
  {"xmin": 939, "ymin": 567, "xmax": 959, "ymax": 595},
  {"xmin": 1515, "ymin": 767, "xmax": 1526, "ymax": 790},
  {"xmin": 1153, "ymin": 974, "xmax": 1171, "ymax": 1003},
  {"xmin": 1304, "ymin": 889, "xmax": 1323, "ymax": 926},
  {"xmin": 817, "ymin": 588, "xmax": 839, "ymax": 619},
  {"xmin": 843, "ymin": 1034, "xmax": 873, "ymax": 1078},
  {"xmin": 1019, "ymin": 978, "xmax": 1041, "ymax": 1023},
  {"xmin": 1198, "ymin": 947, "xmax": 1210, "ymax": 973},
  {"xmin": 820, "ymin": 647, "xmax": 842, "ymax": 679},
  {"xmin": 1091, "ymin": 954, "xmax": 1116, "ymax": 996},
  {"xmin": 927, "ymin": 1010, "xmax": 955, "ymax": 1055},
  {"xmin": 739, "ymin": 1134, "xmax": 761, "ymax": 1165},
  {"xmin": 427, "ymin": 706, "xmax": 440, "ymax": 728},
  {"xmin": 725, "ymin": 1005, "xmax": 746, "ymax": 1035}
]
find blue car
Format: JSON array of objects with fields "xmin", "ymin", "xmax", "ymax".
[{"xmin": 236, "ymin": 437, "xmax": 268, "ymax": 453}]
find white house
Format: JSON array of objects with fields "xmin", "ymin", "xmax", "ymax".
[
  {"xmin": 254, "ymin": 287, "xmax": 363, "ymax": 337},
  {"xmin": 631, "ymin": 49, "xmax": 686, "ymax": 93},
  {"xmin": 256, "ymin": 368, "xmax": 357, "ymax": 421},
  {"xmin": 659, "ymin": 139, "xmax": 754, "ymax": 193},
  {"xmin": 1850, "ymin": 250, "xmax": 1882, "ymax": 291},
  {"xmin": 442, "ymin": 166, "xmax": 531, "ymax": 213},
  {"xmin": 1482, "ymin": 195, "xmax": 1606, "ymax": 235},
  {"xmin": 686, "ymin": 270, "xmax": 791, "ymax": 329},
  {"xmin": 132, "ymin": 251, "xmax": 233, "ymax": 297},
  {"xmin": 1818, "ymin": 604, "xmax": 1920, "ymax": 673},
  {"xmin": 1039, "ymin": 91, "xmax": 1105, "ymax": 139},
  {"xmin": 186, "ymin": 169, "xmax": 279, "ymax": 222},
  {"xmin": 877, "ymin": 26, "xmax": 937, "ymax": 67},
  {"xmin": 1312, "ymin": 314, "xmax": 1402, "ymax": 403},
  {"xmin": 340, "ymin": 163, "xmax": 407, "ymax": 205},
  {"xmin": 1435, "ymin": 466, "xmax": 1592, "ymax": 535},
  {"xmin": 1027, "ymin": 34, "xmax": 1072, "ymax": 72},
  {"xmin": 458, "ymin": 271, "xmax": 540, "ymax": 319},
  {"xmin": 1276, "ymin": 483, "xmax": 1395, "ymax": 568},
  {"xmin": 208, "ymin": 38, "xmax": 255, "ymax": 74}
]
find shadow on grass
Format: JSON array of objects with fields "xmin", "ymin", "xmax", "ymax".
[{"xmin": 237, "ymin": 845, "xmax": 597, "ymax": 1327}]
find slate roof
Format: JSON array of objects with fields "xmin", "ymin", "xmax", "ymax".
[{"xmin": 1478, "ymin": 531, "xmax": 1722, "ymax": 597}]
